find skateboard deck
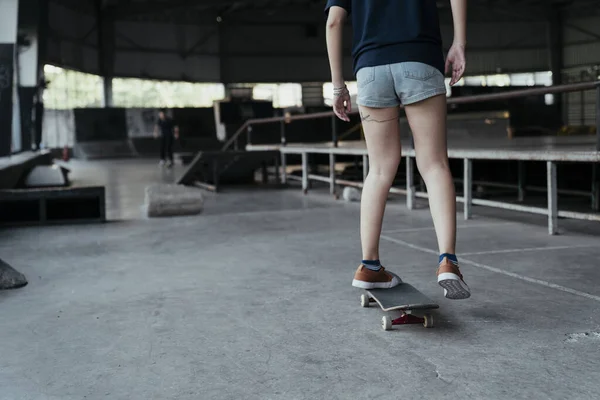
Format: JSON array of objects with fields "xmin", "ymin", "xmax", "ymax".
[{"xmin": 360, "ymin": 283, "xmax": 439, "ymax": 330}]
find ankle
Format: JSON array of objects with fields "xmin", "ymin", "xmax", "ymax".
[
  {"xmin": 439, "ymin": 253, "xmax": 458, "ymax": 264},
  {"xmin": 362, "ymin": 259, "xmax": 382, "ymax": 271},
  {"xmin": 362, "ymin": 254, "xmax": 380, "ymax": 262}
]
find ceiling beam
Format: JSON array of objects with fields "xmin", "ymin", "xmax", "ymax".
[{"xmin": 115, "ymin": 0, "xmax": 250, "ymax": 18}]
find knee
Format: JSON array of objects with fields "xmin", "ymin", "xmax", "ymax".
[
  {"xmin": 416, "ymin": 159, "xmax": 450, "ymax": 178},
  {"xmin": 368, "ymin": 161, "xmax": 399, "ymax": 186}
]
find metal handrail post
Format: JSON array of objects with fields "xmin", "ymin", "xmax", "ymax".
[{"xmin": 592, "ymin": 85, "xmax": 600, "ymax": 210}]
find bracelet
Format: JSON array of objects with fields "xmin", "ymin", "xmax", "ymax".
[{"xmin": 333, "ymin": 84, "xmax": 349, "ymax": 97}]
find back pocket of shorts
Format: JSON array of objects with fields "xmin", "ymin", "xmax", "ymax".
[
  {"xmin": 357, "ymin": 67, "xmax": 375, "ymax": 88},
  {"xmin": 402, "ymin": 63, "xmax": 438, "ymax": 81}
]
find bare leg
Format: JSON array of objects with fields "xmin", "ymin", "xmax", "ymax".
[
  {"xmin": 359, "ymin": 106, "xmax": 401, "ymax": 260},
  {"xmin": 404, "ymin": 95, "xmax": 456, "ymax": 255}
]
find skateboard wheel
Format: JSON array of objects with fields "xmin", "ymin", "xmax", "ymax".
[
  {"xmin": 423, "ymin": 314, "xmax": 434, "ymax": 328},
  {"xmin": 360, "ymin": 294, "xmax": 370, "ymax": 308},
  {"xmin": 382, "ymin": 316, "xmax": 392, "ymax": 331}
]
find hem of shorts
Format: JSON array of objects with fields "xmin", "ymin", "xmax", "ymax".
[
  {"xmin": 402, "ymin": 88, "xmax": 447, "ymax": 105},
  {"xmin": 356, "ymin": 99, "xmax": 401, "ymax": 108}
]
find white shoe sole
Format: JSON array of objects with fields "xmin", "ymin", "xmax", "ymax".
[
  {"xmin": 438, "ymin": 272, "xmax": 471, "ymax": 300},
  {"xmin": 352, "ymin": 273, "xmax": 402, "ymax": 289}
]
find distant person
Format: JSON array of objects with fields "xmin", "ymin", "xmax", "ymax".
[
  {"xmin": 325, "ymin": 0, "xmax": 471, "ymax": 299},
  {"xmin": 154, "ymin": 109, "xmax": 179, "ymax": 168}
]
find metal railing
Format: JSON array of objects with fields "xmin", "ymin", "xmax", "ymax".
[
  {"xmin": 223, "ymin": 81, "xmax": 600, "ymax": 152},
  {"xmin": 220, "ymin": 81, "xmax": 600, "ymax": 234}
]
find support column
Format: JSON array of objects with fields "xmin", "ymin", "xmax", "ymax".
[
  {"xmin": 464, "ymin": 159, "xmax": 473, "ymax": 220},
  {"xmin": 592, "ymin": 86, "xmax": 600, "ymax": 211},
  {"xmin": 592, "ymin": 164, "xmax": 599, "ymax": 212},
  {"xmin": 17, "ymin": 34, "xmax": 37, "ymax": 151},
  {"xmin": 547, "ymin": 161, "xmax": 558, "ymax": 235},
  {"xmin": 281, "ymin": 152, "xmax": 287, "ymax": 184},
  {"xmin": 33, "ymin": 0, "xmax": 48, "ymax": 151},
  {"xmin": 329, "ymin": 153, "xmax": 336, "ymax": 195},
  {"xmin": 302, "ymin": 152, "xmax": 308, "ymax": 194},
  {"xmin": 96, "ymin": 0, "xmax": 115, "ymax": 108},
  {"xmin": 218, "ymin": 20, "xmax": 228, "ymax": 85},
  {"xmin": 547, "ymin": 5, "xmax": 563, "ymax": 123},
  {"xmin": 0, "ymin": 0, "xmax": 19, "ymax": 156},
  {"xmin": 596, "ymin": 85, "xmax": 600, "ymax": 151},
  {"xmin": 331, "ymin": 115, "xmax": 337, "ymax": 146},
  {"xmin": 518, "ymin": 161, "xmax": 526, "ymax": 202},
  {"xmin": 17, "ymin": 0, "xmax": 42, "ymax": 151},
  {"xmin": 0, "ymin": 0, "xmax": 27, "ymax": 289},
  {"xmin": 103, "ymin": 77, "xmax": 113, "ymax": 107}
]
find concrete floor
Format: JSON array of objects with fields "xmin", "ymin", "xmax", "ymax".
[{"xmin": 1, "ymin": 159, "xmax": 600, "ymax": 400}]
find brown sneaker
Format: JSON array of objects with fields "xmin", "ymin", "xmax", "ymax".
[
  {"xmin": 352, "ymin": 265, "xmax": 402, "ymax": 289},
  {"xmin": 437, "ymin": 258, "xmax": 471, "ymax": 300}
]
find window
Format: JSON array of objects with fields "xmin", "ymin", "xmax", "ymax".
[
  {"xmin": 43, "ymin": 64, "xmax": 226, "ymax": 109},
  {"xmin": 534, "ymin": 71, "xmax": 553, "ymax": 87},
  {"xmin": 112, "ymin": 78, "xmax": 225, "ymax": 108},
  {"xmin": 322, "ymin": 82, "xmax": 358, "ymax": 107},
  {"xmin": 43, "ymin": 65, "xmax": 103, "ymax": 109},
  {"xmin": 252, "ymin": 83, "xmax": 303, "ymax": 108},
  {"xmin": 510, "ymin": 73, "xmax": 536, "ymax": 87}
]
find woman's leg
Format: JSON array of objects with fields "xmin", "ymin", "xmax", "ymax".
[
  {"xmin": 359, "ymin": 105, "xmax": 402, "ymax": 260},
  {"xmin": 404, "ymin": 94, "xmax": 470, "ymax": 299},
  {"xmin": 351, "ymin": 105, "xmax": 403, "ymax": 289},
  {"xmin": 404, "ymin": 94, "xmax": 455, "ymax": 254}
]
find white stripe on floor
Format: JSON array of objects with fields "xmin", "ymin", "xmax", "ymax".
[
  {"xmin": 461, "ymin": 244, "xmax": 596, "ymax": 256},
  {"xmin": 383, "ymin": 222, "xmax": 513, "ymax": 234},
  {"xmin": 381, "ymin": 235, "xmax": 600, "ymax": 303}
]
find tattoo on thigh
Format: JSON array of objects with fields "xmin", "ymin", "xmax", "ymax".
[{"xmin": 360, "ymin": 111, "xmax": 399, "ymax": 123}]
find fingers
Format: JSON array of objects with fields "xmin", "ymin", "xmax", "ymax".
[
  {"xmin": 337, "ymin": 107, "xmax": 349, "ymax": 122},
  {"xmin": 334, "ymin": 106, "xmax": 347, "ymax": 122},
  {"xmin": 452, "ymin": 63, "xmax": 465, "ymax": 86},
  {"xmin": 447, "ymin": 43, "xmax": 466, "ymax": 85},
  {"xmin": 452, "ymin": 69, "xmax": 459, "ymax": 86},
  {"xmin": 333, "ymin": 95, "xmax": 351, "ymax": 122},
  {"xmin": 449, "ymin": 60, "xmax": 465, "ymax": 86},
  {"xmin": 342, "ymin": 96, "xmax": 351, "ymax": 121},
  {"xmin": 345, "ymin": 95, "xmax": 352, "ymax": 116}
]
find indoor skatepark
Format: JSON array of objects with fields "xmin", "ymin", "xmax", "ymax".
[{"xmin": 1, "ymin": 1, "xmax": 600, "ymax": 399}]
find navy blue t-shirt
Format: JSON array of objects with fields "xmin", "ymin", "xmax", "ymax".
[{"xmin": 325, "ymin": 0, "xmax": 445, "ymax": 76}]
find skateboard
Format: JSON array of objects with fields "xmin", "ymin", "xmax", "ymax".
[{"xmin": 360, "ymin": 283, "xmax": 439, "ymax": 331}]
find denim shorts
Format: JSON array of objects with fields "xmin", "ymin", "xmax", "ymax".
[{"xmin": 356, "ymin": 62, "xmax": 447, "ymax": 108}]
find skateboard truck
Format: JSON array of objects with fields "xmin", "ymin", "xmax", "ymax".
[
  {"xmin": 381, "ymin": 312, "xmax": 433, "ymax": 331},
  {"xmin": 361, "ymin": 293, "xmax": 435, "ymax": 331}
]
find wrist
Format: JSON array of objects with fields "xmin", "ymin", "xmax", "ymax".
[
  {"xmin": 453, "ymin": 40, "xmax": 466, "ymax": 47},
  {"xmin": 332, "ymin": 78, "xmax": 345, "ymax": 88}
]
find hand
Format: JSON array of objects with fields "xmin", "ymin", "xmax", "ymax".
[
  {"xmin": 445, "ymin": 42, "xmax": 466, "ymax": 86},
  {"xmin": 174, "ymin": 134, "xmax": 179, "ymax": 140},
  {"xmin": 333, "ymin": 85, "xmax": 351, "ymax": 122}
]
